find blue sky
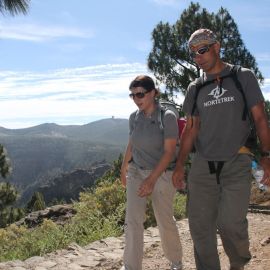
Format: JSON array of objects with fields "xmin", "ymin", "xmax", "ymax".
[{"xmin": 0, "ymin": 0, "xmax": 269, "ymax": 128}]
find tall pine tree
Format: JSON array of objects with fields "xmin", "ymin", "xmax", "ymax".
[
  {"xmin": 0, "ymin": 0, "xmax": 31, "ymax": 228},
  {"xmin": 0, "ymin": 0, "xmax": 30, "ymax": 15},
  {"xmin": 148, "ymin": 2, "xmax": 263, "ymax": 97}
]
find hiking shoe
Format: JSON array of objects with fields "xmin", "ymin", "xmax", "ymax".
[{"xmin": 171, "ymin": 261, "xmax": 183, "ymax": 270}]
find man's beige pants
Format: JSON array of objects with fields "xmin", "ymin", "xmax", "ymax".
[{"xmin": 123, "ymin": 163, "xmax": 182, "ymax": 270}]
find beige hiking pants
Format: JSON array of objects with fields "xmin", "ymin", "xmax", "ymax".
[{"xmin": 123, "ymin": 163, "xmax": 182, "ymax": 270}]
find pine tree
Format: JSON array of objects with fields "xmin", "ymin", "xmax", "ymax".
[
  {"xmin": 265, "ymin": 100, "xmax": 270, "ymax": 121},
  {"xmin": 0, "ymin": 0, "xmax": 30, "ymax": 15},
  {"xmin": 0, "ymin": 145, "xmax": 11, "ymax": 178},
  {"xmin": 0, "ymin": 182, "xmax": 24, "ymax": 227},
  {"xmin": 0, "ymin": 0, "xmax": 31, "ymax": 227},
  {"xmin": 148, "ymin": 2, "xmax": 263, "ymax": 97},
  {"xmin": 0, "ymin": 147, "xmax": 23, "ymax": 227},
  {"xmin": 26, "ymin": 191, "xmax": 46, "ymax": 213}
]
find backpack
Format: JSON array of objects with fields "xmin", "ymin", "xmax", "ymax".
[
  {"xmin": 133, "ymin": 99, "xmax": 187, "ymax": 140},
  {"xmin": 191, "ymin": 65, "xmax": 258, "ymax": 152},
  {"xmin": 158, "ymin": 99, "xmax": 187, "ymax": 140}
]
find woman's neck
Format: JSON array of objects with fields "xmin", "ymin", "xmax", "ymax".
[{"xmin": 142, "ymin": 102, "xmax": 156, "ymax": 117}]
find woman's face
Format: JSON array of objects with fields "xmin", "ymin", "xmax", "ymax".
[{"xmin": 130, "ymin": 86, "xmax": 155, "ymax": 111}]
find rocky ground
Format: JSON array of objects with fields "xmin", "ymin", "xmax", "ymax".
[
  {"xmin": 250, "ymin": 183, "xmax": 270, "ymax": 205},
  {"xmin": 0, "ymin": 212, "xmax": 269, "ymax": 270}
]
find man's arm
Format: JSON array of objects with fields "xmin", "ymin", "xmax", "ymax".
[
  {"xmin": 251, "ymin": 101, "xmax": 270, "ymax": 185},
  {"xmin": 172, "ymin": 116, "xmax": 200, "ymax": 189}
]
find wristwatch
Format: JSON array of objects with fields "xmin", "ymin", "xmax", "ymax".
[{"xmin": 261, "ymin": 151, "xmax": 270, "ymax": 158}]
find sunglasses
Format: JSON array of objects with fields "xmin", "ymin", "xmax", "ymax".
[
  {"xmin": 129, "ymin": 91, "xmax": 150, "ymax": 99},
  {"xmin": 190, "ymin": 44, "xmax": 214, "ymax": 58}
]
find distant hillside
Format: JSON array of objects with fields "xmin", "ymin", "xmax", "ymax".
[
  {"xmin": 0, "ymin": 118, "xmax": 128, "ymax": 145},
  {"xmin": 20, "ymin": 163, "xmax": 112, "ymax": 205},
  {"xmin": 0, "ymin": 118, "xmax": 129, "ymax": 205}
]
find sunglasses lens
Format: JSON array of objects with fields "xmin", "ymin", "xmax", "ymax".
[
  {"xmin": 190, "ymin": 45, "xmax": 211, "ymax": 58},
  {"xmin": 197, "ymin": 46, "xmax": 208, "ymax": 55},
  {"xmin": 136, "ymin": 93, "xmax": 145, "ymax": 98},
  {"xmin": 129, "ymin": 92, "xmax": 146, "ymax": 99}
]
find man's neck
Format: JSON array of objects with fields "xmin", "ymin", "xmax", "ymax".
[{"xmin": 206, "ymin": 61, "xmax": 226, "ymax": 75}]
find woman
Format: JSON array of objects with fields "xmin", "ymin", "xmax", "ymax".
[{"xmin": 120, "ymin": 75, "xmax": 183, "ymax": 270}]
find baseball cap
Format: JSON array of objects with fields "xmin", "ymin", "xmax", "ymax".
[{"xmin": 188, "ymin": 29, "xmax": 217, "ymax": 48}]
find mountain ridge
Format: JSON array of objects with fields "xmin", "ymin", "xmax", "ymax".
[
  {"xmin": 0, "ymin": 118, "xmax": 128, "ymax": 143},
  {"xmin": 0, "ymin": 118, "xmax": 129, "ymax": 206}
]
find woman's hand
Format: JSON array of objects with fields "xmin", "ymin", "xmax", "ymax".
[
  {"xmin": 121, "ymin": 140, "xmax": 132, "ymax": 188},
  {"xmin": 138, "ymin": 177, "xmax": 155, "ymax": 197}
]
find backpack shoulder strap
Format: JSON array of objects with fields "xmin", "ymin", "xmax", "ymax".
[
  {"xmin": 229, "ymin": 65, "xmax": 248, "ymax": 121},
  {"xmin": 131, "ymin": 110, "xmax": 140, "ymax": 131},
  {"xmin": 191, "ymin": 74, "xmax": 215, "ymax": 116},
  {"xmin": 158, "ymin": 104, "xmax": 165, "ymax": 130},
  {"xmin": 134, "ymin": 109, "xmax": 140, "ymax": 120},
  {"xmin": 191, "ymin": 76, "xmax": 203, "ymax": 116}
]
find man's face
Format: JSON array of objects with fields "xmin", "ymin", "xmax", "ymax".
[{"xmin": 190, "ymin": 42, "xmax": 219, "ymax": 73}]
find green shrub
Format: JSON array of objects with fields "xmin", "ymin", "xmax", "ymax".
[
  {"xmin": 71, "ymin": 211, "xmax": 122, "ymax": 246},
  {"xmin": 144, "ymin": 192, "xmax": 187, "ymax": 228},
  {"xmin": 173, "ymin": 192, "xmax": 187, "ymax": 220},
  {"xmin": 0, "ymin": 169, "xmax": 187, "ymax": 262}
]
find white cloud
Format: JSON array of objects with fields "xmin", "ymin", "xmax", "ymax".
[
  {"xmin": 0, "ymin": 63, "xmax": 147, "ymax": 128},
  {"xmin": 0, "ymin": 22, "xmax": 93, "ymax": 42},
  {"xmin": 0, "ymin": 62, "xmax": 269, "ymax": 129},
  {"xmin": 261, "ymin": 78, "xmax": 270, "ymax": 101}
]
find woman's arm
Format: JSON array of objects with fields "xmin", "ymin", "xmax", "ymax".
[
  {"xmin": 120, "ymin": 139, "xmax": 132, "ymax": 187},
  {"xmin": 137, "ymin": 137, "xmax": 177, "ymax": 197}
]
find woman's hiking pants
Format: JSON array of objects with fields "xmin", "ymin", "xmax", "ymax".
[{"xmin": 123, "ymin": 163, "xmax": 182, "ymax": 270}]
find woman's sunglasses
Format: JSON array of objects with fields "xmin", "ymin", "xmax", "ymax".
[
  {"xmin": 129, "ymin": 91, "xmax": 150, "ymax": 99},
  {"xmin": 190, "ymin": 44, "xmax": 214, "ymax": 58}
]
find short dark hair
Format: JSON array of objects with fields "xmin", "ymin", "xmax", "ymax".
[{"xmin": 129, "ymin": 75, "xmax": 155, "ymax": 91}]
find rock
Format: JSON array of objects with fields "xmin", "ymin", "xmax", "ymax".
[
  {"xmin": 260, "ymin": 236, "xmax": 270, "ymax": 246},
  {"xmin": 0, "ymin": 213, "xmax": 269, "ymax": 270},
  {"xmin": 16, "ymin": 204, "xmax": 76, "ymax": 228},
  {"xmin": 37, "ymin": 164, "xmax": 111, "ymax": 204}
]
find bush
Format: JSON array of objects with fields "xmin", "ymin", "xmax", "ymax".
[
  {"xmin": 144, "ymin": 192, "xmax": 187, "ymax": 228},
  {"xmin": 0, "ymin": 171, "xmax": 187, "ymax": 262}
]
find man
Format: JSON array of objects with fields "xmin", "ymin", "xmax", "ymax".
[{"xmin": 172, "ymin": 28, "xmax": 270, "ymax": 270}]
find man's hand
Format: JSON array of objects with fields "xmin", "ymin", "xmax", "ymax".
[
  {"xmin": 172, "ymin": 164, "xmax": 186, "ymax": 190},
  {"xmin": 260, "ymin": 157, "xmax": 270, "ymax": 186}
]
